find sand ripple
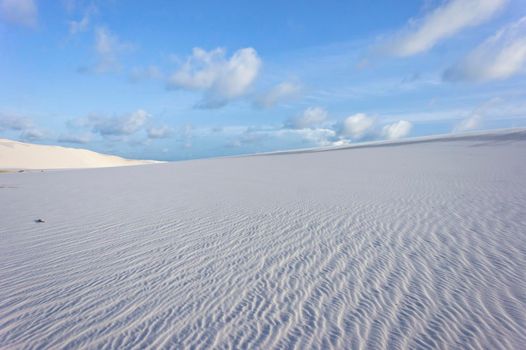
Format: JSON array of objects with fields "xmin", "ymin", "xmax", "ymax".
[{"xmin": 1, "ymin": 131, "xmax": 525, "ymax": 349}]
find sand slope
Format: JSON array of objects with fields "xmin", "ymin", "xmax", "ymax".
[
  {"xmin": 0, "ymin": 138, "xmax": 155, "ymax": 169},
  {"xmin": 0, "ymin": 129, "xmax": 525, "ymax": 349}
]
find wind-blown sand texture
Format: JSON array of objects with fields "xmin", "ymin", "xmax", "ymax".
[
  {"xmin": 0, "ymin": 138, "xmax": 155, "ymax": 170},
  {"xmin": 1, "ymin": 129, "xmax": 525, "ymax": 349}
]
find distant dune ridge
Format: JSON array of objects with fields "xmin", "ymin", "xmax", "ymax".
[
  {"xmin": 0, "ymin": 138, "xmax": 156, "ymax": 169},
  {"xmin": 0, "ymin": 129, "xmax": 525, "ymax": 349}
]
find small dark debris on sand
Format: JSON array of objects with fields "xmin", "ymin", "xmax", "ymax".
[{"xmin": 35, "ymin": 219, "xmax": 45, "ymax": 223}]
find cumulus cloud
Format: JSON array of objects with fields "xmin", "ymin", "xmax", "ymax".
[
  {"xmin": 281, "ymin": 109, "xmax": 413, "ymax": 145},
  {"xmin": 68, "ymin": 109, "xmax": 176, "ymax": 144},
  {"xmin": 339, "ymin": 113, "xmax": 375, "ymax": 139},
  {"xmin": 289, "ymin": 128, "xmax": 339, "ymax": 146},
  {"xmin": 83, "ymin": 109, "xmax": 149, "ymax": 137},
  {"xmin": 225, "ymin": 111, "xmax": 414, "ymax": 151},
  {"xmin": 0, "ymin": 0, "xmax": 37, "ymax": 28},
  {"xmin": 385, "ymin": 0, "xmax": 506, "ymax": 56},
  {"xmin": 286, "ymin": 107, "xmax": 328, "ymax": 129},
  {"xmin": 228, "ymin": 125, "xmax": 339, "ymax": 148},
  {"xmin": 147, "ymin": 125, "xmax": 173, "ymax": 139},
  {"xmin": 338, "ymin": 114, "xmax": 412, "ymax": 141},
  {"xmin": 382, "ymin": 120, "xmax": 413, "ymax": 140},
  {"xmin": 444, "ymin": 17, "xmax": 526, "ymax": 81},
  {"xmin": 168, "ymin": 47, "xmax": 262, "ymax": 108},
  {"xmin": 254, "ymin": 82, "xmax": 302, "ymax": 108}
]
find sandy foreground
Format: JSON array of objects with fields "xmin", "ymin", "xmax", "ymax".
[
  {"xmin": 0, "ymin": 130, "xmax": 525, "ymax": 349},
  {"xmin": 0, "ymin": 138, "xmax": 155, "ymax": 170}
]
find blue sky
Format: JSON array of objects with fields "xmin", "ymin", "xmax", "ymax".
[{"xmin": 1, "ymin": 0, "xmax": 526, "ymax": 160}]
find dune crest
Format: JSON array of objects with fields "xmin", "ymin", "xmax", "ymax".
[{"xmin": 0, "ymin": 138, "xmax": 157, "ymax": 170}]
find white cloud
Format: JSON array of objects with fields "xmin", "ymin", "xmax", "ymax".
[
  {"xmin": 69, "ymin": 16, "xmax": 89, "ymax": 35},
  {"xmin": 0, "ymin": 0, "xmax": 37, "ymax": 28},
  {"xmin": 444, "ymin": 17, "xmax": 526, "ymax": 81},
  {"xmin": 254, "ymin": 82, "xmax": 302, "ymax": 108},
  {"xmin": 382, "ymin": 120, "xmax": 413, "ymax": 140},
  {"xmin": 452, "ymin": 97, "xmax": 501, "ymax": 132},
  {"xmin": 0, "ymin": 113, "xmax": 46, "ymax": 141},
  {"xmin": 225, "ymin": 112, "xmax": 415, "ymax": 151},
  {"xmin": 286, "ymin": 107, "xmax": 328, "ymax": 129},
  {"xmin": 331, "ymin": 139, "xmax": 352, "ymax": 147},
  {"xmin": 229, "ymin": 126, "xmax": 339, "ymax": 148},
  {"xmin": 129, "ymin": 65, "xmax": 162, "ymax": 82},
  {"xmin": 95, "ymin": 27, "xmax": 122, "ymax": 72},
  {"xmin": 291, "ymin": 128, "xmax": 338, "ymax": 146},
  {"xmin": 386, "ymin": 0, "xmax": 506, "ymax": 56},
  {"xmin": 147, "ymin": 125, "xmax": 173, "ymax": 139},
  {"xmin": 86, "ymin": 109, "xmax": 149, "ymax": 137},
  {"xmin": 20, "ymin": 128, "xmax": 44, "ymax": 141},
  {"xmin": 180, "ymin": 123, "xmax": 193, "ymax": 148},
  {"xmin": 168, "ymin": 47, "xmax": 262, "ymax": 108},
  {"xmin": 453, "ymin": 115, "xmax": 481, "ymax": 132},
  {"xmin": 68, "ymin": 5, "xmax": 96, "ymax": 35},
  {"xmin": 79, "ymin": 27, "xmax": 132, "ymax": 73},
  {"xmin": 338, "ymin": 114, "xmax": 412, "ymax": 141},
  {"xmin": 57, "ymin": 133, "xmax": 92, "ymax": 144},
  {"xmin": 340, "ymin": 113, "xmax": 375, "ymax": 139},
  {"xmin": 0, "ymin": 114, "xmax": 33, "ymax": 131},
  {"xmin": 227, "ymin": 128, "xmax": 269, "ymax": 148}
]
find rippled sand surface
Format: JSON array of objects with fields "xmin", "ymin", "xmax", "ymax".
[{"xmin": 1, "ymin": 130, "xmax": 525, "ymax": 349}]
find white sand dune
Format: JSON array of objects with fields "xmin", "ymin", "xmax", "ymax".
[
  {"xmin": 0, "ymin": 138, "xmax": 156, "ymax": 170},
  {"xmin": 0, "ymin": 129, "xmax": 525, "ymax": 349}
]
